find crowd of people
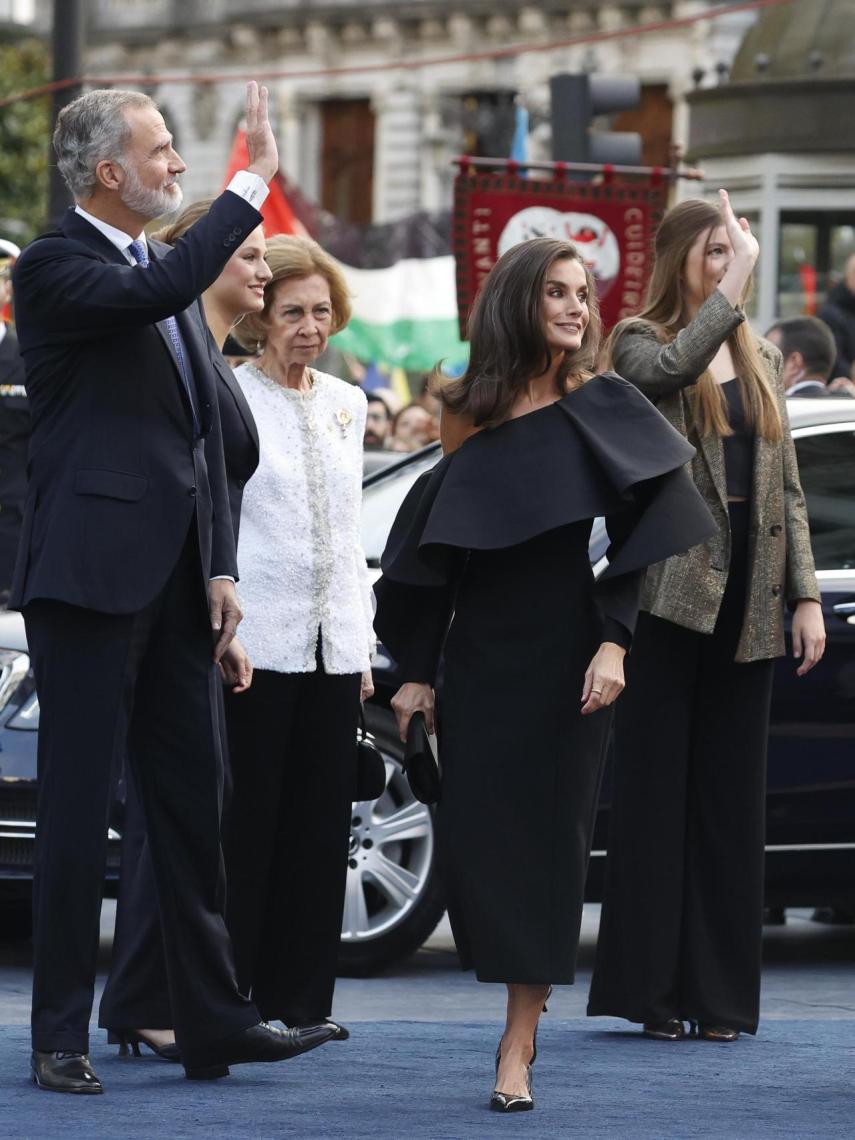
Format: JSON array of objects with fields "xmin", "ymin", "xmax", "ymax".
[
  {"xmin": 363, "ymin": 384, "xmax": 441, "ymax": 454},
  {"xmin": 0, "ymin": 79, "xmax": 844, "ymax": 1114}
]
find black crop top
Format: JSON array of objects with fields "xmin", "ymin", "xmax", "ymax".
[{"xmin": 721, "ymin": 379, "xmax": 754, "ymax": 498}]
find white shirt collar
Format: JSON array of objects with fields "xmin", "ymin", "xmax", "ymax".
[
  {"xmin": 73, "ymin": 205, "xmax": 146, "ymax": 264},
  {"xmin": 786, "ymin": 378, "xmax": 827, "ymax": 396},
  {"xmin": 0, "ymin": 323, "xmax": 6, "ymax": 346}
]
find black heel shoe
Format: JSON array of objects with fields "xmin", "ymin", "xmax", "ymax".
[
  {"xmin": 106, "ymin": 1029, "xmax": 181, "ymax": 1063},
  {"xmin": 490, "ymin": 1034, "xmax": 536, "ymax": 1113},
  {"xmin": 542, "ymin": 985, "xmax": 553, "ymax": 1013}
]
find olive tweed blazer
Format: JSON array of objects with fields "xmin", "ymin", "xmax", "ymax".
[{"xmin": 611, "ymin": 289, "xmax": 820, "ymax": 663}]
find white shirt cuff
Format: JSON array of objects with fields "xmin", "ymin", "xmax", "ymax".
[
  {"xmin": 210, "ymin": 575, "xmax": 236, "ymax": 583},
  {"xmin": 225, "ymin": 170, "xmax": 269, "ymax": 210}
]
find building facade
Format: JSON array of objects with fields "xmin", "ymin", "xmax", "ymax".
[
  {"xmin": 49, "ymin": 0, "xmax": 754, "ymax": 223},
  {"xmin": 687, "ymin": 0, "xmax": 855, "ymax": 332}
]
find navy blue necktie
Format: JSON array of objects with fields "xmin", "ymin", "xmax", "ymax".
[{"xmin": 128, "ymin": 239, "xmax": 201, "ymax": 437}]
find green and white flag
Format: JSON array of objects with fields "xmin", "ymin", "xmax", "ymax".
[{"xmin": 332, "ymin": 255, "xmax": 468, "ymax": 373}]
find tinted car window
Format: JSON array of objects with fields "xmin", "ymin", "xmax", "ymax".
[
  {"xmin": 360, "ymin": 450, "xmax": 440, "ymax": 566},
  {"xmin": 795, "ymin": 427, "xmax": 855, "ymax": 570}
]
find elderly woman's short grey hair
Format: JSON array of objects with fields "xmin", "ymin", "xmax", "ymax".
[{"xmin": 54, "ymin": 89, "xmax": 157, "ymax": 200}]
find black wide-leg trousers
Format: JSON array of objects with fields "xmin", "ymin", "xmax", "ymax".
[
  {"xmin": 26, "ymin": 527, "xmax": 258, "ymax": 1058},
  {"xmin": 588, "ymin": 503, "xmax": 775, "ymax": 1034},
  {"xmin": 223, "ymin": 659, "xmax": 361, "ymax": 1025}
]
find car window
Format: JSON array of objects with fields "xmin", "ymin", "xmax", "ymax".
[
  {"xmin": 795, "ymin": 427, "xmax": 855, "ymax": 570},
  {"xmin": 360, "ymin": 451, "xmax": 440, "ymax": 566}
]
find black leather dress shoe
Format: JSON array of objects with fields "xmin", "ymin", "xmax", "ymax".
[
  {"xmin": 697, "ymin": 1024, "xmax": 740, "ymax": 1042},
  {"xmin": 31, "ymin": 1051, "xmax": 104, "ymax": 1094},
  {"xmin": 643, "ymin": 1019, "xmax": 686, "ymax": 1041},
  {"xmin": 290, "ymin": 1017, "xmax": 350, "ymax": 1041},
  {"xmin": 183, "ymin": 1021, "xmax": 336, "ymax": 1080}
]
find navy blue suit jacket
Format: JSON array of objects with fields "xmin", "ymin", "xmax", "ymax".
[{"xmin": 10, "ymin": 191, "xmax": 262, "ymax": 613}]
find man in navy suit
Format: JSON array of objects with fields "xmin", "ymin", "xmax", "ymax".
[
  {"xmin": 765, "ymin": 315, "xmax": 837, "ymax": 398},
  {"xmin": 13, "ymin": 83, "xmax": 334, "ymax": 1094}
]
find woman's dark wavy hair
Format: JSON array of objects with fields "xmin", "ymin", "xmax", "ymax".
[{"xmin": 439, "ymin": 237, "xmax": 601, "ymax": 427}]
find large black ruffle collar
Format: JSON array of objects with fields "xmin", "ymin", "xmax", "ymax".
[{"xmin": 380, "ymin": 372, "xmax": 711, "ymax": 587}]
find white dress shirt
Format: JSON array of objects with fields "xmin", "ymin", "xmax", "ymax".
[
  {"xmin": 785, "ymin": 378, "xmax": 828, "ymax": 396},
  {"xmin": 234, "ymin": 363, "xmax": 375, "ymax": 675},
  {"xmin": 73, "ymin": 170, "xmax": 269, "ymax": 262}
]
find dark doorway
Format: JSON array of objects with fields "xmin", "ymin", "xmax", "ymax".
[
  {"xmin": 321, "ymin": 99, "xmax": 375, "ymax": 224},
  {"xmin": 612, "ymin": 83, "xmax": 673, "ymax": 169}
]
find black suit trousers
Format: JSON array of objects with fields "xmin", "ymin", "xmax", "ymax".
[
  {"xmin": 98, "ymin": 686, "xmax": 231, "ymax": 1033},
  {"xmin": 99, "ymin": 652, "xmax": 360, "ymax": 1031},
  {"xmin": 26, "ymin": 525, "xmax": 258, "ymax": 1057},
  {"xmin": 97, "ymin": 766, "xmax": 173, "ymax": 1032}
]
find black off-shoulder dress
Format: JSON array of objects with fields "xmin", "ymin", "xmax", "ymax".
[{"xmin": 374, "ymin": 374, "xmax": 715, "ymax": 985}]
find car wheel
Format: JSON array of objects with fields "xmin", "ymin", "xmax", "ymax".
[{"xmin": 337, "ymin": 704, "xmax": 446, "ymax": 976}]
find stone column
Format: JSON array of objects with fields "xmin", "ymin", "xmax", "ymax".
[{"xmin": 371, "ymin": 85, "xmax": 423, "ymax": 223}]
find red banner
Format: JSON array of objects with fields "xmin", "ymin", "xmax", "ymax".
[{"xmin": 453, "ymin": 168, "xmax": 669, "ymax": 337}]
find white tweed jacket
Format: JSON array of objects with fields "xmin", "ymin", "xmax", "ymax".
[{"xmin": 233, "ymin": 363, "xmax": 375, "ymax": 675}]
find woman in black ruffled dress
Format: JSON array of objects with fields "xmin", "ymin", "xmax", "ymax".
[{"xmin": 373, "ymin": 238, "xmax": 715, "ymax": 1113}]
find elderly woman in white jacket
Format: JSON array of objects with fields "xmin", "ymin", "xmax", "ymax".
[{"xmin": 224, "ymin": 235, "xmax": 374, "ymax": 1040}]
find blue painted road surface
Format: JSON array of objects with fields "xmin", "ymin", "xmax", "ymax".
[{"xmin": 3, "ymin": 1018, "xmax": 855, "ymax": 1139}]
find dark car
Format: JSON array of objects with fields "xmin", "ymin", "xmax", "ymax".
[
  {"xmin": 2, "ymin": 399, "xmax": 855, "ymax": 976},
  {"xmin": 346, "ymin": 397, "xmax": 855, "ymax": 973}
]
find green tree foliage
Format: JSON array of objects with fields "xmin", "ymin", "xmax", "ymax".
[{"xmin": 0, "ymin": 37, "xmax": 50, "ymax": 245}]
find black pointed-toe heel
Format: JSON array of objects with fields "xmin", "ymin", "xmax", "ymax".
[
  {"xmin": 490, "ymin": 1035, "xmax": 536, "ymax": 1113},
  {"xmin": 106, "ymin": 1029, "xmax": 181, "ymax": 1062}
]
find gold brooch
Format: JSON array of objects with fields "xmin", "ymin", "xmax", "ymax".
[{"xmin": 335, "ymin": 407, "xmax": 353, "ymax": 436}]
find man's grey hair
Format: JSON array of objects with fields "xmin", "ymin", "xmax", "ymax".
[{"xmin": 53, "ymin": 89, "xmax": 158, "ymax": 200}]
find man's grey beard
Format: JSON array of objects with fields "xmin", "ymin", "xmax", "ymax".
[{"xmin": 119, "ymin": 163, "xmax": 183, "ymax": 220}]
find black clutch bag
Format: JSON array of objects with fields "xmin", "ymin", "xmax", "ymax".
[
  {"xmin": 355, "ymin": 710, "xmax": 387, "ymax": 802},
  {"xmin": 403, "ymin": 711, "xmax": 441, "ymax": 805}
]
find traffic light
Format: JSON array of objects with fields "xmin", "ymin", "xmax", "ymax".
[
  {"xmin": 550, "ymin": 73, "xmax": 642, "ymax": 166},
  {"xmin": 461, "ymin": 90, "xmax": 517, "ymax": 159}
]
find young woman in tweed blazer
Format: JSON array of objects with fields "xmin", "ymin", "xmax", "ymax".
[{"xmin": 588, "ymin": 190, "xmax": 825, "ymax": 1043}]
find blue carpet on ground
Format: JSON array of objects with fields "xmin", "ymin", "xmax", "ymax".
[{"xmin": 2, "ymin": 1019, "xmax": 853, "ymax": 1139}]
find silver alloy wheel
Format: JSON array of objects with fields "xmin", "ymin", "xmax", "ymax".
[{"xmin": 342, "ymin": 752, "xmax": 434, "ymax": 942}]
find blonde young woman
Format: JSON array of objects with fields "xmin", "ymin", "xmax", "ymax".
[{"xmin": 588, "ymin": 191, "xmax": 825, "ymax": 1042}]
